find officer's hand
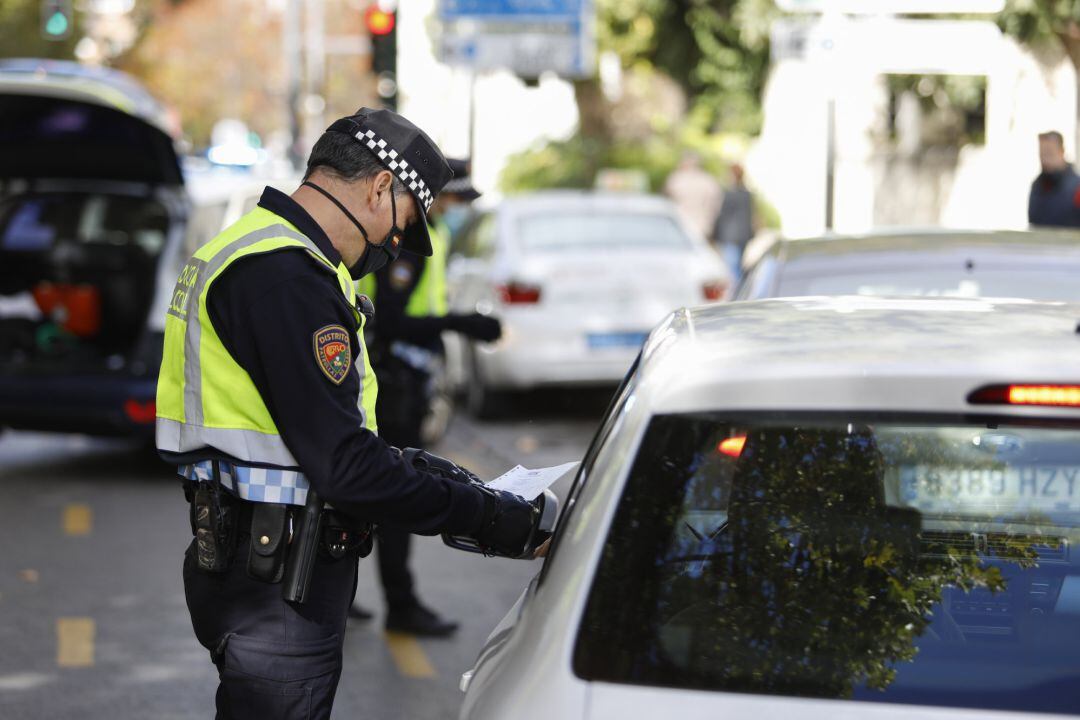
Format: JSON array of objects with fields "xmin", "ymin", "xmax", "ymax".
[
  {"xmin": 473, "ymin": 488, "xmax": 538, "ymax": 558},
  {"xmin": 450, "ymin": 313, "xmax": 502, "ymax": 342}
]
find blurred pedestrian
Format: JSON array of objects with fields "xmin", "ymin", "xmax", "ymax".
[
  {"xmin": 713, "ymin": 163, "xmax": 757, "ymax": 282},
  {"xmin": 664, "ymin": 151, "xmax": 723, "ymax": 241},
  {"xmin": 156, "ymin": 108, "xmax": 542, "ymax": 720},
  {"xmin": 1028, "ymin": 131, "xmax": 1080, "ymax": 228},
  {"xmin": 351, "ymin": 158, "xmax": 500, "ymax": 636}
]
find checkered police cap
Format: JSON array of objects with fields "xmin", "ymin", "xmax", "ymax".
[{"xmin": 325, "ymin": 108, "xmax": 454, "ymax": 257}]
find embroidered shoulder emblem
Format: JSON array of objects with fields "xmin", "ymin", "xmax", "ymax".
[{"xmin": 313, "ymin": 325, "xmax": 352, "ymax": 384}]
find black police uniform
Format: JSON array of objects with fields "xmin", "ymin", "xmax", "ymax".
[{"xmin": 180, "ymin": 188, "xmax": 489, "ymax": 718}]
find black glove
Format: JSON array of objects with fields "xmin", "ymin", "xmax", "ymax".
[
  {"xmin": 399, "ymin": 447, "xmax": 480, "ymax": 485},
  {"xmin": 448, "ymin": 313, "xmax": 502, "ymax": 342},
  {"xmin": 472, "ymin": 486, "xmax": 539, "ymax": 558}
]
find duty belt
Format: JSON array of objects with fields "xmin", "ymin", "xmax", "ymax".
[{"xmin": 183, "ymin": 468, "xmax": 372, "ymax": 584}]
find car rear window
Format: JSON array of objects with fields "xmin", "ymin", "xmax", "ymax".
[
  {"xmin": 0, "ymin": 193, "xmax": 168, "ymax": 254},
  {"xmin": 575, "ymin": 414, "xmax": 1080, "ymax": 714},
  {"xmin": 777, "ymin": 267, "xmax": 1080, "ymax": 301},
  {"xmin": 517, "ymin": 212, "xmax": 691, "ymax": 253}
]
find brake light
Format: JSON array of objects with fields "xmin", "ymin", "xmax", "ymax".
[
  {"xmin": 703, "ymin": 280, "xmax": 727, "ymax": 301},
  {"xmin": 968, "ymin": 384, "xmax": 1080, "ymax": 407},
  {"xmin": 718, "ymin": 436, "xmax": 746, "ymax": 458},
  {"xmin": 124, "ymin": 399, "xmax": 156, "ymax": 424},
  {"xmin": 498, "ymin": 282, "xmax": 542, "ymax": 304}
]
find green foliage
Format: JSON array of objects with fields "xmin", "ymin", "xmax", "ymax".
[
  {"xmin": 597, "ymin": 0, "xmax": 779, "ymax": 134},
  {"xmin": 999, "ymin": 0, "xmax": 1080, "ymax": 47},
  {"xmin": 0, "ymin": 0, "xmax": 81, "ymax": 59},
  {"xmin": 501, "ymin": 0, "xmax": 781, "ymax": 211}
]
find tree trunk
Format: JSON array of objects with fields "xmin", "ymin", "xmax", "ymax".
[{"xmin": 572, "ymin": 77, "xmax": 613, "ymax": 183}]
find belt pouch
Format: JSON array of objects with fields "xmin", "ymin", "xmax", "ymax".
[{"xmin": 247, "ymin": 503, "xmax": 290, "ymax": 583}]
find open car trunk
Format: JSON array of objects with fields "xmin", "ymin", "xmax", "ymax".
[
  {"xmin": 0, "ymin": 62, "xmax": 185, "ymax": 433},
  {"xmin": 0, "ymin": 190, "xmax": 169, "ymax": 373}
]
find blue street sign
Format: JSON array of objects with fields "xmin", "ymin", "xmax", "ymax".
[
  {"xmin": 440, "ymin": 0, "xmax": 583, "ymax": 21},
  {"xmin": 438, "ymin": 0, "xmax": 593, "ymax": 77}
]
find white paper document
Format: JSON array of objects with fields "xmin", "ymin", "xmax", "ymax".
[{"xmin": 486, "ymin": 461, "xmax": 580, "ymax": 501}]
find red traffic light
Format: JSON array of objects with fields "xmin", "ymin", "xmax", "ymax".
[{"xmin": 365, "ymin": 7, "xmax": 395, "ymax": 36}]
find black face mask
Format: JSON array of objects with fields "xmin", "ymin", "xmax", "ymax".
[{"xmin": 302, "ymin": 181, "xmax": 405, "ymax": 279}]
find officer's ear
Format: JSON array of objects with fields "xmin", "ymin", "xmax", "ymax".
[{"xmin": 367, "ymin": 170, "xmax": 395, "ymax": 210}]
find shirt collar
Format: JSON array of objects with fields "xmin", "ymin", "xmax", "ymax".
[{"xmin": 257, "ymin": 186, "xmax": 342, "ymax": 267}]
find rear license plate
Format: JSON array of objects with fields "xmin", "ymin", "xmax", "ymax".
[
  {"xmin": 586, "ymin": 332, "xmax": 648, "ymax": 350},
  {"xmin": 901, "ymin": 465, "xmax": 1080, "ymax": 512}
]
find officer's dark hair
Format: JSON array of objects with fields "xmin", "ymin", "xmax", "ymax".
[
  {"xmin": 1039, "ymin": 131, "xmax": 1065, "ymax": 148},
  {"xmin": 304, "ymin": 131, "xmax": 406, "ymax": 195}
]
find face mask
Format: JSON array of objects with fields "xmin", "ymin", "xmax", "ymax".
[{"xmin": 302, "ymin": 181, "xmax": 404, "ymax": 279}]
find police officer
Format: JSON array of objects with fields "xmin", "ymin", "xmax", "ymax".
[
  {"xmin": 155, "ymin": 108, "xmax": 541, "ymax": 720},
  {"xmin": 351, "ymin": 159, "xmax": 497, "ymax": 635}
]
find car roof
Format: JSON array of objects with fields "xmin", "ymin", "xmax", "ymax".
[
  {"xmin": 0, "ymin": 58, "xmax": 173, "ymax": 135},
  {"xmin": 497, "ymin": 190, "xmax": 679, "ymax": 216},
  {"xmin": 772, "ymin": 228, "xmax": 1080, "ymax": 264},
  {"xmin": 0, "ymin": 58, "xmax": 182, "ymax": 186},
  {"xmin": 640, "ymin": 296, "xmax": 1080, "ymax": 417}
]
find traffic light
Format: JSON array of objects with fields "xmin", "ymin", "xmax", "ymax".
[
  {"xmin": 366, "ymin": 4, "xmax": 397, "ymax": 110},
  {"xmin": 41, "ymin": 0, "xmax": 73, "ymax": 41}
]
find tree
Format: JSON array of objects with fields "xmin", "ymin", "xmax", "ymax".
[
  {"xmin": 999, "ymin": 1, "xmax": 1080, "ymax": 155},
  {"xmin": 500, "ymin": 0, "xmax": 780, "ymax": 192}
]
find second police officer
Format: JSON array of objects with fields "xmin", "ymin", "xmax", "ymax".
[
  {"xmin": 351, "ymin": 158, "xmax": 499, "ymax": 635},
  {"xmin": 155, "ymin": 108, "xmax": 546, "ymax": 720}
]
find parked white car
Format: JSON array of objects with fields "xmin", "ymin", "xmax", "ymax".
[
  {"xmin": 461, "ymin": 295, "xmax": 1080, "ymax": 720},
  {"xmin": 444, "ymin": 191, "xmax": 730, "ymax": 416}
]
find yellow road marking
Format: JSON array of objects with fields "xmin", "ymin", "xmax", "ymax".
[
  {"xmin": 57, "ymin": 618, "xmax": 95, "ymax": 668},
  {"xmin": 63, "ymin": 505, "xmax": 92, "ymax": 536},
  {"xmin": 384, "ymin": 632, "xmax": 436, "ymax": 678}
]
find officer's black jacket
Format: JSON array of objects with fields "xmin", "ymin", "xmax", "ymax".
[
  {"xmin": 372, "ymin": 250, "xmax": 449, "ymax": 353},
  {"xmin": 195, "ymin": 187, "xmax": 484, "ymax": 536}
]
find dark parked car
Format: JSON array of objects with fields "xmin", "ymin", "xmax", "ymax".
[{"xmin": 0, "ymin": 59, "xmax": 188, "ymax": 437}]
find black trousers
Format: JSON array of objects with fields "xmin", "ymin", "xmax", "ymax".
[
  {"xmin": 183, "ymin": 536, "xmax": 359, "ymax": 720},
  {"xmin": 372, "ymin": 360, "xmax": 429, "ymax": 611}
]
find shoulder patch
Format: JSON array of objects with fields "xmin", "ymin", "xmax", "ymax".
[
  {"xmin": 389, "ymin": 262, "xmax": 415, "ymax": 290},
  {"xmin": 313, "ymin": 325, "xmax": 352, "ymax": 384}
]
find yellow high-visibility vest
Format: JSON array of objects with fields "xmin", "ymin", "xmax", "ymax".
[{"xmin": 156, "ymin": 206, "xmax": 377, "ymax": 470}]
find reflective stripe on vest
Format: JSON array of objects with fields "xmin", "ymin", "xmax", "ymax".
[{"xmin": 156, "ymin": 207, "xmax": 378, "ymax": 478}]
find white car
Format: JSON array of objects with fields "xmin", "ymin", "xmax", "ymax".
[
  {"xmin": 445, "ymin": 191, "xmax": 731, "ymax": 416},
  {"xmin": 461, "ymin": 295, "xmax": 1080, "ymax": 719}
]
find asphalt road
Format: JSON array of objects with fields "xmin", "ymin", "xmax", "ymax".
[{"xmin": 0, "ymin": 388, "xmax": 611, "ymax": 720}]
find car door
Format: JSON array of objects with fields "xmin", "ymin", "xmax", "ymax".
[{"xmin": 460, "ymin": 353, "xmax": 643, "ymax": 695}]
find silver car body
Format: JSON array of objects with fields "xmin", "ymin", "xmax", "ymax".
[{"xmin": 461, "ymin": 295, "xmax": 1080, "ymax": 720}]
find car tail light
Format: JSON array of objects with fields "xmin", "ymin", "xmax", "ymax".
[
  {"xmin": 968, "ymin": 384, "xmax": 1080, "ymax": 407},
  {"xmin": 702, "ymin": 280, "xmax": 727, "ymax": 301},
  {"xmin": 498, "ymin": 281, "xmax": 542, "ymax": 304},
  {"xmin": 124, "ymin": 399, "xmax": 156, "ymax": 424},
  {"xmin": 718, "ymin": 436, "xmax": 746, "ymax": 458}
]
